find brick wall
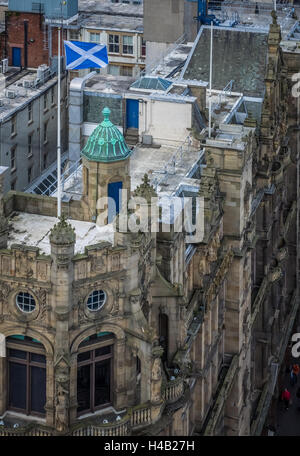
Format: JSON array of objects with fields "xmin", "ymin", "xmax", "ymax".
[{"xmin": 6, "ymin": 11, "xmax": 67, "ymax": 69}]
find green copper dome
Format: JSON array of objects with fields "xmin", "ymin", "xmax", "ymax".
[{"xmin": 81, "ymin": 107, "xmax": 132, "ymax": 163}]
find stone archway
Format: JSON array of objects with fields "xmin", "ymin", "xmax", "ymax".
[
  {"xmin": 0, "ymin": 330, "xmax": 54, "ymax": 425},
  {"xmin": 69, "ymin": 324, "xmax": 127, "ymax": 422}
]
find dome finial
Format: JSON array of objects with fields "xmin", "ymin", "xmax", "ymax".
[{"xmin": 102, "ymin": 107, "xmax": 111, "ymax": 121}]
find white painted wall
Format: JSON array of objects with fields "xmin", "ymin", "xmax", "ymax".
[{"xmin": 139, "ymin": 98, "xmax": 193, "ymax": 145}]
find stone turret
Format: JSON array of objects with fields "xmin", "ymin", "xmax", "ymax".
[{"xmin": 81, "ymin": 107, "xmax": 132, "ymax": 224}]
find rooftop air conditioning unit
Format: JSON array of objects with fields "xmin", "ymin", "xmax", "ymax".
[
  {"xmin": 2, "ymin": 59, "xmax": 8, "ymax": 74},
  {"xmin": 6, "ymin": 90, "xmax": 16, "ymax": 99},
  {"xmin": 23, "ymin": 80, "xmax": 32, "ymax": 88},
  {"xmin": 37, "ymin": 64, "xmax": 51, "ymax": 82},
  {"xmin": 34, "ymin": 78, "xmax": 41, "ymax": 87},
  {"xmin": 142, "ymin": 134, "xmax": 153, "ymax": 145}
]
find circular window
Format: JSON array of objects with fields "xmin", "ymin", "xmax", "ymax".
[
  {"xmin": 16, "ymin": 292, "xmax": 36, "ymax": 313},
  {"xmin": 87, "ymin": 290, "xmax": 106, "ymax": 312}
]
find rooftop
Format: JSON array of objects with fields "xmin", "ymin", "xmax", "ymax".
[
  {"xmin": 7, "ymin": 213, "xmax": 114, "ymax": 255},
  {"xmin": 182, "ymin": 26, "xmax": 269, "ymax": 98},
  {"xmin": 0, "ymin": 69, "xmax": 59, "ymax": 122},
  {"xmin": 80, "ymin": 12, "xmax": 143, "ymax": 33},
  {"xmin": 78, "ymin": 0, "xmax": 143, "ymax": 17}
]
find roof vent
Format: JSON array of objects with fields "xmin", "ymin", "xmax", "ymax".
[
  {"xmin": 6, "ymin": 90, "xmax": 16, "ymax": 99},
  {"xmin": 23, "ymin": 80, "xmax": 33, "ymax": 88}
]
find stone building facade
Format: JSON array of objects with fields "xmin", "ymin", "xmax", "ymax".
[{"xmin": 0, "ymin": 11, "xmax": 297, "ymax": 436}]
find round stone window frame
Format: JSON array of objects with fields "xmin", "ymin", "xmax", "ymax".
[
  {"xmin": 9, "ymin": 289, "xmax": 40, "ymax": 322},
  {"xmin": 83, "ymin": 286, "xmax": 114, "ymax": 320}
]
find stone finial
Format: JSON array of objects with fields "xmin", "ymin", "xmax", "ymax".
[
  {"xmin": 133, "ymin": 174, "xmax": 157, "ymax": 203},
  {"xmin": 49, "ymin": 215, "xmax": 76, "ymax": 245},
  {"xmin": 271, "ymin": 10, "xmax": 277, "ymax": 25}
]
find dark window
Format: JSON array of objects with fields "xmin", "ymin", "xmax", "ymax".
[
  {"xmin": 10, "ymin": 146, "xmax": 16, "ymax": 171},
  {"xmin": 43, "ymin": 93, "xmax": 47, "ymax": 110},
  {"xmin": 28, "ymin": 166, "xmax": 32, "ymax": 183},
  {"xmin": 7, "ymin": 341, "xmax": 46, "ymax": 416},
  {"xmin": 28, "ymin": 102, "xmax": 33, "ymax": 122},
  {"xmin": 77, "ymin": 343, "xmax": 113, "ymax": 415},
  {"xmin": 159, "ymin": 313, "xmax": 169, "ymax": 364},
  {"xmin": 122, "ymin": 35, "xmax": 133, "ymax": 55},
  {"xmin": 11, "ymin": 116, "xmax": 16, "ymax": 135},
  {"xmin": 108, "ymin": 34, "xmax": 120, "ymax": 53},
  {"xmin": 141, "ymin": 38, "xmax": 146, "ymax": 57},
  {"xmin": 28, "ymin": 134, "xmax": 33, "ymax": 157},
  {"xmin": 120, "ymin": 66, "xmax": 133, "ymax": 77},
  {"xmin": 43, "ymin": 122, "xmax": 48, "ymax": 143}
]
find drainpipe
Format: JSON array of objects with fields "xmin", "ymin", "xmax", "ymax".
[{"xmin": 24, "ymin": 20, "xmax": 28, "ymax": 69}]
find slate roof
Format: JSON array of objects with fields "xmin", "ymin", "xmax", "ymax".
[{"xmin": 182, "ymin": 26, "xmax": 268, "ymax": 97}]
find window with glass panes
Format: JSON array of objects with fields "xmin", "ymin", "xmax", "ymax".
[
  {"xmin": 43, "ymin": 93, "xmax": 47, "ymax": 110},
  {"xmin": 28, "ymin": 102, "xmax": 33, "ymax": 122},
  {"xmin": 89, "ymin": 32, "xmax": 100, "ymax": 43},
  {"xmin": 141, "ymin": 37, "xmax": 146, "ymax": 57},
  {"xmin": 77, "ymin": 336, "xmax": 114, "ymax": 415},
  {"xmin": 11, "ymin": 116, "xmax": 16, "ymax": 135},
  {"xmin": 7, "ymin": 336, "xmax": 46, "ymax": 417},
  {"xmin": 120, "ymin": 66, "xmax": 133, "ymax": 76},
  {"xmin": 122, "ymin": 35, "xmax": 133, "ymax": 54},
  {"xmin": 43, "ymin": 122, "xmax": 48, "ymax": 143},
  {"xmin": 109, "ymin": 34, "xmax": 120, "ymax": 53},
  {"xmin": 28, "ymin": 133, "xmax": 33, "ymax": 157},
  {"xmin": 10, "ymin": 146, "xmax": 16, "ymax": 171}
]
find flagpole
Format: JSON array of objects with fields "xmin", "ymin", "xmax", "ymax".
[
  {"xmin": 208, "ymin": 21, "xmax": 213, "ymax": 139},
  {"xmin": 57, "ymin": 25, "xmax": 62, "ymax": 218}
]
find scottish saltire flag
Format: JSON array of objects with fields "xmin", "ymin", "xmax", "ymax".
[{"xmin": 64, "ymin": 40, "xmax": 109, "ymax": 70}]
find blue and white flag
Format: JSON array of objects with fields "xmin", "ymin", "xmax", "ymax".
[{"xmin": 64, "ymin": 40, "xmax": 109, "ymax": 70}]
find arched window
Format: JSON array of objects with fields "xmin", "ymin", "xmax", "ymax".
[
  {"xmin": 77, "ymin": 332, "xmax": 114, "ymax": 415},
  {"xmin": 7, "ymin": 335, "xmax": 46, "ymax": 416},
  {"xmin": 159, "ymin": 313, "xmax": 169, "ymax": 364}
]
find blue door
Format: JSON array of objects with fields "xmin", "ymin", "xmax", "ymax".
[
  {"xmin": 126, "ymin": 99, "xmax": 139, "ymax": 129},
  {"xmin": 12, "ymin": 47, "xmax": 21, "ymax": 67},
  {"xmin": 108, "ymin": 181, "xmax": 123, "ymax": 223}
]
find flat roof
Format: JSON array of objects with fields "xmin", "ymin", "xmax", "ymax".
[
  {"xmin": 53, "ymin": 142, "xmax": 202, "ymax": 202},
  {"xmin": 81, "ymin": 12, "xmax": 143, "ymax": 33},
  {"xmin": 79, "ymin": 0, "xmax": 143, "ymax": 17},
  {"xmin": 0, "ymin": 70, "xmax": 59, "ymax": 122},
  {"xmin": 8, "ymin": 213, "xmax": 115, "ymax": 255}
]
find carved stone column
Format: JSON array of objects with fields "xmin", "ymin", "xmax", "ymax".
[{"xmin": 50, "ymin": 216, "xmax": 75, "ymax": 434}]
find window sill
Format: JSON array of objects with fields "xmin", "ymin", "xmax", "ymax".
[
  {"xmin": 28, "ymin": 120, "xmax": 33, "ymax": 126},
  {"xmin": 10, "ymin": 133, "xmax": 17, "ymax": 139},
  {"xmin": 10, "ymin": 168, "xmax": 16, "ymax": 174},
  {"xmin": 43, "ymin": 140, "xmax": 48, "ymax": 146},
  {"xmin": 43, "ymin": 108, "xmax": 49, "ymax": 114},
  {"xmin": 28, "ymin": 154, "xmax": 33, "ymax": 159}
]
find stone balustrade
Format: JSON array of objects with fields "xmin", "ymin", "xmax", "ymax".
[{"xmin": 163, "ymin": 376, "xmax": 184, "ymax": 403}]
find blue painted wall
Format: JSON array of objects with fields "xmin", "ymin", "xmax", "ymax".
[{"xmin": 8, "ymin": 0, "xmax": 78, "ymax": 19}]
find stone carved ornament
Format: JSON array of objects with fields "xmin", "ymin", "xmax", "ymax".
[{"xmin": 54, "ymin": 358, "xmax": 70, "ymax": 433}]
